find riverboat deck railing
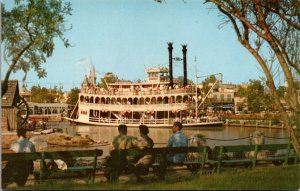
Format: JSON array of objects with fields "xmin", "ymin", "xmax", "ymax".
[
  {"xmin": 89, "ymin": 117, "xmax": 170, "ymax": 125},
  {"xmin": 88, "ymin": 116, "xmax": 220, "ymax": 124},
  {"xmin": 80, "ymin": 102, "xmax": 194, "ymax": 112},
  {"xmin": 81, "ymin": 87, "xmax": 196, "ymax": 96}
]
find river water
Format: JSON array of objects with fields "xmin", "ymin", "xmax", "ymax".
[{"xmin": 58, "ymin": 123, "xmax": 289, "ymax": 158}]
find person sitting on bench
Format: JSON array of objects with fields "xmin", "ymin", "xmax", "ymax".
[
  {"xmin": 104, "ymin": 124, "xmax": 151, "ymax": 182},
  {"xmin": 166, "ymin": 122, "xmax": 188, "ymax": 163},
  {"xmin": 2, "ymin": 128, "xmax": 36, "ymax": 188},
  {"xmin": 133, "ymin": 125, "xmax": 154, "ymax": 182}
]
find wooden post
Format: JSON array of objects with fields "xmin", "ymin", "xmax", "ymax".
[
  {"xmin": 217, "ymin": 146, "xmax": 223, "ymax": 173},
  {"xmin": 283, "ymin": 143, "xmax": 291, "ymax": 166},
  {"xmin": 252, "ymin": 145, "xmax": 258, "ymax": 169},
  {"xmin": 40, "ymin": 152, "xmax": 45, "ymax": 184}
]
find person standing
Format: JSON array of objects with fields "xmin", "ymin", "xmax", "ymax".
[
  {"xmin": 166, "ymin": 121, "xmax": 188, "ymax": 163},
  {"xmin": 2, "ymin": 128, "xmax": 36, "ymax": 188}
]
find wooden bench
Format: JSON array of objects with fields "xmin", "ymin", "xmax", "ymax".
[
  {"xmin": 207, "ymin": 143, "xmax": 297, "ymax": 173},
  {"xmin": 103, "ymin": 146, "xmax": 209, "ymax": 182},
  {"xmin": 255, "ymin": 143, "xmax": 298, "ymax": 165},
  {"xmin": 2, "ymin": 149, "xmax": 103, "ymax": 185},
  {"xmin": 147, "ymin": 146, "xmax": 209, "ymax": 178}
]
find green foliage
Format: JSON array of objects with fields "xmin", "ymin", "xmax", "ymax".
[
  {"xmin": 99, "ymin": 72, "xmax": 118, "ymax": 89},
  {"xmin": 67, "ymin": 87, "xmax": 80, "ymax": 106},
  {"xmin": 276, "ymin": 86, "xmax": 286, "ymax": 98},
  {"xmin": 237, "ymin": 79, "xmax": 274, "ymax": 113},
  {"xmin": 2, "ymin": 0, "xmax": 72, "ymax": 81},
  {"xmin": 201, "ymin": 75, "xmax": 217, "ymax": 95},
  {"xmin": 174, "ymin": 76, "xmax": 194, "ymax": 87},
  {"xmin": 30, "ymin": 85, "xmax": 63, "ymax": 103},
  {"xmin": 17, "ymin": 164, "xmax": 299, "ymax": 190}
]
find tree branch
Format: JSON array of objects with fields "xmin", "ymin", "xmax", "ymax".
[
  {"xmin": 207, "ymin": 0, "xmax": 267, "ymax": 39},
  {"xmin": 268, "ymin": 7, "xmax": 300, "ymax": 30},
  {"xmin": 217, "ymin": 5, "xmax": 242, "ymax": 40}
]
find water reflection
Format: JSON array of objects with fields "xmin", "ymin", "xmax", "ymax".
[{"xmin": 64, "ymin": 124, "xmax": 289, "ymax": 148}]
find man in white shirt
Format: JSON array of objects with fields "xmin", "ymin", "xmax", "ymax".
[{"xmin": 2, "ymin": 128, "xmax": 36, "ymax": 188}]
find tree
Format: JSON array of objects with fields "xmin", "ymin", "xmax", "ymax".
[
  {"xmin": 201, "ymin": 75, "xmax": 217, "ymax": 96},
  {"xmin": 1, "ymin": 0, "xmax": 72, "ymax": 96},
  {"xmin": 67, "ymin": 87, "xmax": 80, "ymax": 106},
  {"xmin": 204, "ymin": 0, "xmax": 300, "ymax": 155},
  {"xmin": 98, "ymin": 72, "xmax": 118, "ymax": 89},
  {"xmin": 237, "ymin": 79, "xmax": 273, "ymax": 113},
  {"xmin": 30, "ymin": 85, "xmax": 55, "ymax": 103},
  {"xmin": 30, "ymin": 85, "xmax": 64, "ymax": 103},
  {"xmin": 276, "ymin": 86, "xmax": 286, "ymax": 98}
]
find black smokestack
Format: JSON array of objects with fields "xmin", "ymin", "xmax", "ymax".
[
  {"xmin": 168, "ymin": 42, "xmax": 173, "ymax": 89},
  {"xmin": 182, "ymin": 44, "xmax": 187, "ymax": 87}
]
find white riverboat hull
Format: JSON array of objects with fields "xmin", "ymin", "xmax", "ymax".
[{"xmin": 64, "ymin": 117, "xmax": 223, "ymax": 129}]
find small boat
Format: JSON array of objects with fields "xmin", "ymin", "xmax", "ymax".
[
  {"xmin": 41, "ymin": 128, "xmax": 54, "ymax": 134},
  {"xmin": 65, "ymin": 44, "xmax": 223, "ymax": 129}
]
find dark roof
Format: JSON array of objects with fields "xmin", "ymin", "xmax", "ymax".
[{"xmin": 1, "ymin": 80, "xmax": 20, "ymax": 108}]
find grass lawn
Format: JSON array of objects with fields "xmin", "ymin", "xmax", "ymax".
[{"xmin": 14, "ymin": 164, "xmax": 300, "ymax": 190}]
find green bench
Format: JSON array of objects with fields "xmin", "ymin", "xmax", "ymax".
[
  {"xmin": 256, "ymin": 143, "xmax": 298, "ymax": 165},
  {"xmin": 147, "ymin": 146, "xmax": 209, "ymax": 177},
  {"xmin": 207, "ymin": 143, "xmax": 297, "ymax": 173},
  {"xmin": 102, "ymin": 146, "xmax": 209, "ymax": 182},
  {"xmin": 2, "ymin": 149, "xmax": 103, "ymax": 185}
]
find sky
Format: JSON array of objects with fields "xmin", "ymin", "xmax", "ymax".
[{"xmin": 2, "ymin": 0, "xmax": 269, "ymax": 91}]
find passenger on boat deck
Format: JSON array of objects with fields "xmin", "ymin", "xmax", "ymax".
[{"xmin": 166, "ymin": 122, "xmax": 188, "ymax": 163}]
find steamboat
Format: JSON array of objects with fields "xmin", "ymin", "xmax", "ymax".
[{"xmin": 65, "ymin": 43, "xmax": 223, "ymax": 128}]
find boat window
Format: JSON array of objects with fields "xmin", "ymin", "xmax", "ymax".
[
  {"xmin": 140, "ymin": 97, "xmax": 145, "ymax": 105},
  {"xmin": 80, "ymin": 95, "xmax": 84, "ymax": 102},
  {"xmin": 183, "ymin": 96, "xmax": 189, "ymax": 103},
  {"xmin": 176, "ymin": 96, "xmax": 183, "ymax": 103},
  {"xmin": 45, "ymin": 108, "xmax": 51, "ymax": 115},
  {"xmin": 85, "ymin": 96, "xmax": 89, "ymax": 103},
  {"xmin": 163, "ymin": 97, "xmax": 168, "ymax": 104},
  {"xmin": 117, "ymin": 98, "xmax": 122, "ymax": 104},
  {"xmin": 157, "ymin": 97, "xmax": 162, "ymax": 104},
  {"xmin": 145, "ymin": 97, "xmax": 150, "ymax": 104},
  {"xmin": 151, "ymin": 97, "xmax": 156, "ymax": 104},
  {"xmin": 133, "ymin": 97, "xmax": 138, "ymax": 105},
  {"xmin": 90, "ymin": 96, "xmax": 94, "ymax": 103},
  {"xmin": 89, "ymin": 109, "xmax": 94, "ymax": 117},
  {"xmin": 128, "ymin": 98, "xmax": 133, "ymax": 105}
]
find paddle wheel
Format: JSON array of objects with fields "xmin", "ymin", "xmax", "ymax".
[{"xmin": 16, "ymin": 96, "xmax": 30, "ymax": 128}]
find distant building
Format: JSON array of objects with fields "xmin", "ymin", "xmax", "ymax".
[
  {"xmin": 1, "ymin": 80, "xmax": 21, "ymax": 132},
  {"xmin": 27, "ymin": 102, "xmax": 69, "ymax": 116},
  {"xmin": 208, "ymin": 83, "xmax": 236, "ymax": 112},
  {"xmin": 19, "ymin": 83, "xmax": 31, "ymax": 102}
]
